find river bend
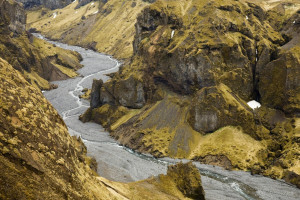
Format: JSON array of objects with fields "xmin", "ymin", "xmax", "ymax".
[{"xmin": 35, "ymin": 34, "xmax": 300, "ymax": 200}]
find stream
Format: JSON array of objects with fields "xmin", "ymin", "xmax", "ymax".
[{"xmin": 35, "ymin": 34, "xmax": 300, "ymax": 200}]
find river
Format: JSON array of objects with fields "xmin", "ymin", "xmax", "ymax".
[{"xmin": 35, "ymin": 34, "xmax": 300, "ymax": 200}]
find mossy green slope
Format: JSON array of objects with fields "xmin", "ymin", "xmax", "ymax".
[
  {"xmin": 0, "ymin": 0, "xmax": 82, "ymax": 90},
  {"xmin": 27, "ymin": 0, "xmax": 151, "ymax": 59}
]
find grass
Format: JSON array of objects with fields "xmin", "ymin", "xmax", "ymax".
[
  {"xmin": 190, "ymin": 126, "xmax": 266, "ymax": 169},
  {"xmin": 27, "ymin": 0, "xmax": 151, "ymax": 59}
]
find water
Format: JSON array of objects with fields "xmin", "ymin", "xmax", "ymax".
[{"xmin": 36, "ymin": 34, "xmax": 300, "ymax": 200}]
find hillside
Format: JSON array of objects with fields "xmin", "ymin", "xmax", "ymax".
[
  {"xmin": 0, "ymin": 56, "xmax": 205, "ymax": 199},
  {"xmin": 81, "ymin": 0, "xmax": 300, "ymax": 187},
  {"xmin": 27, "ymin": 0, "xmax": 152, "ymax": 59},
  {"xmin": 0, "ymin": 0, "xmax": 83, "ymax": 90}
]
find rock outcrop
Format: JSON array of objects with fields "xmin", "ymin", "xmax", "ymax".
[
  {"xmin": 90, "ymin": 79, "xmax": 103, "ymax": 109},
  {"xmin": 80, "ymin": 0, "xmax": 300, "ymax": 188},
  {"xmin": 260, "ymin": 7, "xmax": 300, "ymax": 116},
  {"xmin": 0, "ymin": 0, "xmax": 82, "ymax": 90},
  {"xmin": 16, "ymin": 0, "xmax": 73, "ymax": 9},
  {"xmin": 100, "ymin": 75, "xmax": 146, "ymax": 109},
  {"xmin": 188, "ymin": 84, "xmax": 256, "ymax": 138},
  {"xmin": 75, "ymin": 0, "xmax": 94, "ymax": 9},
  {"xmin": 0, "ymin": 0, "xmax": 26, "ymax": 34},
  {"xmin": 259, "ymin": 46, "xmax": 300, "ymax": 115},
  {"xmin": 158, "ymin": 162, "xmax": 205, "ymax": 200}
]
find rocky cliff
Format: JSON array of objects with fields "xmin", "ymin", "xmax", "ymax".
[
  {"xmin": 0, "ymin": 0, "xmax": 82, "ymax": 90},
  {"xmin": 82, "ymin": 0, "xmax": 300, "ymax": 187},
  {"xmin": 0, "ymin": 0, "xmax": 26, "ymax": 34},
  {"xmin": 0, "ymin": 56, "xmax": 206, "ymax": 199},
  {"xmin": 16, "ymin": 0, "xmax": 73, "ymax": 9},
  {"xmin": 26, "ymin": 0, "xmax": 154, "ymax": 59}
]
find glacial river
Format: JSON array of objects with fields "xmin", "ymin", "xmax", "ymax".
[{"xmin": 35, "ymin": 34, "xmax": 300, "ymax": 200}]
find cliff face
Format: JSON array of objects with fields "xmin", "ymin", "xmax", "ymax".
[
  {"xmin": 27, "ymin": 0, "xmax": 153, "ymax": 59},
  {"xmin": 82, "ymin": 0, "xmax": 300, "ymax": 186},
  {"xmin": 0, "ymin": 0, "xmax": 82, "ymax": 90},
  {"xmin": 0, "ymin": 0, "xmax": 26, "ymax": 34},
  {"xmin": 16, "ymin": 0, "xmax": 73, "ymax": 9}
]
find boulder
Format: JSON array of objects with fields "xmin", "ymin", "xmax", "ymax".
[{"xmin": 163, "ymin": 162, "xmax": 205, "ymax": 199}]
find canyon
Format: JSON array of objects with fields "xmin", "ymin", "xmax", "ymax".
[{"xmin": 1, "ymin": 0, "xmax": 300, "ymax": 199}]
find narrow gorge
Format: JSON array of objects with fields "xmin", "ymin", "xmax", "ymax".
[{"xmin": 1, "ymin": 0, "xmax": 300, "ymax": 199}]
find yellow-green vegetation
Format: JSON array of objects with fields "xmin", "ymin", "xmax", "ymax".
[
  {"xmin": 111, "ymin": 108, "xmax": 142, "ymax": 131},
  {"xmin": 109, "ymin": 93, "xmax": 199, "ymax": 158},
  {"xmin": 0, "ymin": 56, "xmax": 206, "ymax": 200},
  {"xmin": 0, "ymin": 4, "xmax": 82, "ymax": 90},
  {"xmin": 81, "ymin": 0, "xmax": 300, "ymax": 188},
  {"xmin": 190, "ymin": 127, "xmax": 266, "ymax": 170},
  {"xmin": 156, "ymin": 162, "xmax": 205, "ymax": 200},
  {"xmin": 27, "ymin": 1, "xmax": 100, "ymax": 38},
  {"xmin": 109, "ymin": 93, "xmax": 266, "ymax": 170},
  {"xmin": 97, "ymin": 162, "xmax": 205, "ymax": 200},
  {"xmin": 91, "ymin": 104, "xmax": 129, "ymax": 128},
  {"xmin": 249, "ymin": 0, "xmax": 300, "ymax": 10},
  {"xmin": 27, "ymin": 0, "xmax": 151, "ymax": 59},
  {"xmin": 0, "ymin": 0, "xmax": 82, "ymax": 90},
  {"xmin": 79, "ymin": 89, "xmax": 91, "ymax": 100},
  {"xmin": 0, "ymin": 57, "xmax": 110, "ymax": 199},
  {"xmin": 23, "ymin": 70, "xmax": 51, "ymax": 90},
  {"xmin": 12, "ymin": 35, "xmax": 82, "ymax": 89}
]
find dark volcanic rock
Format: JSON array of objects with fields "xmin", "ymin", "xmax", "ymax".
[
  {"xmin": 101, "ymin": 75, "xmax": 146, "ymax": 109},
  {"xmin": 75, "ymin": 0, "xmax": 93, "ymax": 9},
  {"xmin": 0, "ymin": 0, "xmax": 26, "ymax": 34},
  {"xmin": 259, "ymin": 48, "xmax": 300, "ymax": 116},
  {"xmin": 283, "ymin": 170, "xmax": 300, "ymax": 189},
  {"xmin": 16, "ymin": 0, "xmax": 73, "ymax": 9},
  {"xmin": 90, "ymin": 79, "xmax": 103, "ymax": 109}
]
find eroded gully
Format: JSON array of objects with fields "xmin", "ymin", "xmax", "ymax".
[{"xmin": 36, "ymin": 34, "xmax": 300, "ymax": 200}]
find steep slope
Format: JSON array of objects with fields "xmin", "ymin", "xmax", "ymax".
[
  {"xmin": 0, "ymin": 0, "xmax": 82, "ymax": 90},
  {"xmin": 26, "ymin": 0, "xmax": 152, "ymax": 59},
  {"xmin": 0, "ymin": 56, "xmax": 206, "ymax": 199},
  {"xmin": 81, "ymin": 0, "xmax": 300, "ymax": 187},
  {"xmin": 0, "ymin": 57, "xmax": 107, "ymax": 199}
]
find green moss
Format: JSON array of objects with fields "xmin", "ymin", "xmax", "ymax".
[{"xmin": 91, "ymin": 104, "xmax": 129, "ymax": 128}]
